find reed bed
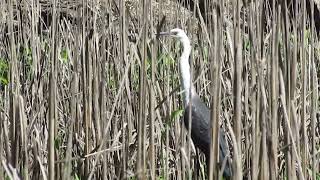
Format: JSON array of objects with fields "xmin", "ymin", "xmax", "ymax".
[{"xmin": 0, "ymin": 0, "xmax": 319, "ymax": 179}]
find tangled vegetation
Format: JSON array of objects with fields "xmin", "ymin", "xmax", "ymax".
[{"xmin": 0, "ymin": 0, "xmax": 320, "ymax": 179}]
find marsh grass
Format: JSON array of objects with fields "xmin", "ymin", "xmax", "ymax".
[{"xmin": 0, "ymin": 0, "xmax": 320, "ymax": 180}]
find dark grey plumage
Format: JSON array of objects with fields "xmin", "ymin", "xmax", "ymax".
[{"xmin": 184, "ymin": 94, "xmax": 232, "ymax": 178}]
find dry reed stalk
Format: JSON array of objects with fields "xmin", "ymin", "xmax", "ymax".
[
  {"xmin": 62, "ymin": 66, "xmax": 78, "ymax": 180},
  {"xmin": 149, "ymin": 0, "xmax": 156, "ymax": 179},
  {"xmin": 136, "ymin": 0, "xmax": 147, "ymax": 179},
  {"xmin": 301, "ymin": 0, "xmax": 307, "ymax": 178},
  {"xmin": 18, "ymin": 96, "xmax": 29, "ymax": 180},
  {"xmin": 120, "ymin": 0, "xmax": 127, "ymax": 178},
  {"xmin": 248, "ymin": 3, "xmax": 258, "ymax": 180},
  {"xmin": 0, "ymin": 0, "xmax": 320, "ymax": 179},
  {"xmin": 48, "ymin": 0, "xmax": 57, "ymax": 179},
  {"xmin": 100, "ymin": 33, "xmax": 107, "ymax": 180},
  {"xmin": 269, "ymin": 1, "xmax": 279, "ymax": 179},
  {"xmin": 8, "ymin": 0, "xmax": 18, "ymax": 169},
  {"xmin": 0, "ymin": 111, "xmax": 3, "ymax": 179},
  {"xmin": 165, "ymin": 58, "xmax": 171, "ymax": 180},
  {"xmin": 280, "ymin": 72, "xmax": 306, "ymax": 180},
  {"xmin": 310, "ymin": 2, "xmax": 317, "ymax": 179},
  {"xmin": 208, "ymin": 0, "xmax": 220, "ymax": 179},
  {"xmin": 233, "ymin": 0, "xmax": 242, "ymax": 179},
  {"xmin": 81, "ymin": 1, "xmax": 88, "ymax": 177}
]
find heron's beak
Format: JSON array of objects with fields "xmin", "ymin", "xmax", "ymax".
[
  {"xmin": 156, "ymin": 31, "xmax": 171, "ymax": 39},
  {"xmin": 156, "ymin": 31, "xmax": 172, "ymax": 37},
  {"xmin": 158, "ymin": 31, "xmax": 171, "ymax": 36}
]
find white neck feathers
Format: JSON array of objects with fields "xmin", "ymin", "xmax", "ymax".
[{"xmin": 179, "ymin": 36, "xmax": 193, "ymax": 105}]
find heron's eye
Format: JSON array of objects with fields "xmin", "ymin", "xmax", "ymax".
[{"xmin": 172, "ymin": 31, "xmax": 178, "ymax": 35}]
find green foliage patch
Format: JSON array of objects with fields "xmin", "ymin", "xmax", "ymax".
[{"xmin": 0, "ymin": 58, "xmax": 9, "ymax": 86}]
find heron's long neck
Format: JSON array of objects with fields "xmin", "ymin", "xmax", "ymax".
[{"xmin": 179, "ymin": 38, "xmax": 193, "ymax": 105}]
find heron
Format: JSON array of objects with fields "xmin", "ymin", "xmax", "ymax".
[{"xmin": 158, "ymin": 28, "xmax": 232, "ymax": 178}]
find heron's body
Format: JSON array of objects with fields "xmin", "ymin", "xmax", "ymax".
[
  {"xmin": 159, "ymin": 28, "xmax": 232, "ymax": 178},
  {"xmin": 184, "ymin": 94, "xmax": 232, "ymax": 177}
]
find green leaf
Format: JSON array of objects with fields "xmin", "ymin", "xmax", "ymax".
[
  {"xmin": 0, "ymin": 77, "xmax": 8, "ymax": 85},
  {"xmin": 170, "ymin": 109, "xmax": 184, "ymax": 123},
  {"xmin": 0, "ymin": 58, "xmax": 8, "ymax": 86},
  {"xmin": 74, "ymin": 174, "xmax": 81, "ymax": 180},
  {"xmin": 60, "ymin": 49, "xmax": 69, "ymax": 64},
  {"xmin": 54, "ymin": 137, "xmax": 61, "ymax": 150},
  {"xmin": 171, "ymin": 109, "xmax": 184, "ymax": 119}
]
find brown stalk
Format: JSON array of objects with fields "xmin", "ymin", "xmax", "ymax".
[
  {"xmin": 301, "ymin": 0, "xmax": 307, "ymax": 178},
  {"xmin": 1, "ymin": 0, "xmax": 320, "ymax": 179},
  {"xmin": 233, "ymin": 0, "xmax": 242, "ymax": 179},
  {"xmin": 48, "ymin": 0, "xmax": 57, "ymax": 179},
  {"xmin": 149, "ymin": 1, "xmax": 156, "ymax": 179},
  {"xmin": 269, "ymin": 1, "xmax": 279, "ymax": 179},
  {"xmin": 17, "ymin": 96, "xmax": 28, "ymax": 180},
  {"xmin": 120, "ymin": 0, "xmax": 127, "ymax": 178},
  {"xmin": 8, "ymin": 0, "xmax": 18, "ymax": 168},
  {"xmin": 208, "ymin": 0, "xmax": 220, "ymax": 179},
  {"xmin": 279, "ymin": 71, "xmax": 305, "ymax": 180},
  {"xmin": 310, "ymin": 1, "xmax": 317, "ymax": 179}
]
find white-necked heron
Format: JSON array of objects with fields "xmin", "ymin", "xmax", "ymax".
[{"xmin": 158, "ymin": 28, "xmax": 232, "ymax": 178}]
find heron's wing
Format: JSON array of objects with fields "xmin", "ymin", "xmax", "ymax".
[
  {"xmin": 184, "ymin": 96, "xmax": 211, "ymax": 156},
  {"xmin": 184, "ymin": 95, "xmax": 232, "ymax": 176}
]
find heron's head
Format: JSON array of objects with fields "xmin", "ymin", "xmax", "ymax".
[
  {"xmin": 158, "ymin": 28, "xmax": 191, "ymax": 52},
  {"xmin": 159, "ymin": 28, "xmax": 188, "ymax": 40}
]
